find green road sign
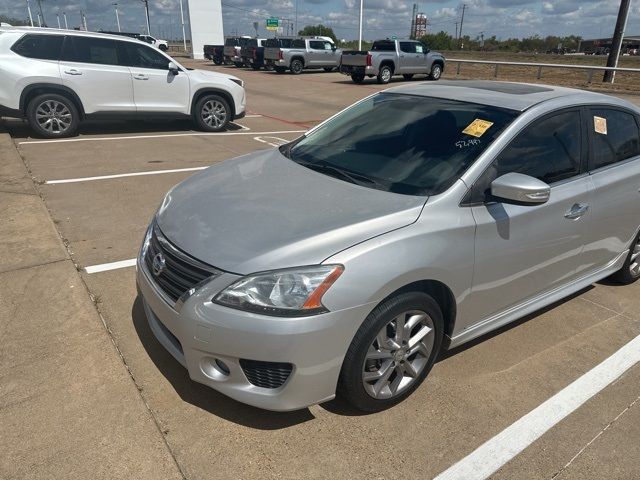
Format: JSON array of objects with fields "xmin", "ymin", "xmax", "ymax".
[{"xmin": 266, "ymin": 18, "xmax": 279, "ymax": 30}]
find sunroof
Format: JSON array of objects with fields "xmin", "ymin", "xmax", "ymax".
[{"xmin": 435, "ymin": 80, "xmax": 553, "ymax": 95}]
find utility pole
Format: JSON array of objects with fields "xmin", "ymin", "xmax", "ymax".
[
  {"xmin": 25, "ymin": 0, "xmax": 34, "ymax": 27},
  {"xmin": 358, "ymin": 0, "xmax": 364, "ymax": 50},
  {"xmin": 36, "ymin": 0, "xmax": 46, "ymax": 27},
  {"xmin": 82, "ymin": 11, "xmax": 88, "ymax": 31},
  {"xmin": 114, "ymin": 3, "xmax": 121, "ymax": 32},
  {"xmin": 179, "ymin": 0, "xmax": 187, "ymax": 50},
  {"xmin": 63, "ymin": 11, "xmax": 68, "ymax": 29},
  {"xmin": 410, "ymin": 3, "xmax": 417, "ymax": 39},
  {"xmin": 140, "ymin": 0, "xmax": 151, "ymax": 35},
  {"xmin": 459, "ymin": 3, "xmax": 467, "ymax": 48},
  {"xmin": 37, "ymin": 13, "xmax": 42, "ymax": 27},
  {"xmin": 455, "ymin": 21, "xmax": 459, "ymax": 40},
  {"xmin": 56, "ymin": 13, "xmax": 60, "ymax": 28},
  {"xmin": 603, "ymin": 0, "xmax": 631, "ymax": 83},
  {"xmin": 295, "ymin": 0, "xmax": 298, "ymax": 35},
  {"xmin": 480, "ymin": 31, "xmax": 484, "ymax": 50}
]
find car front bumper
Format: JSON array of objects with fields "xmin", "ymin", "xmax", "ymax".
[{"xmin": 136, "ymin": 252, "xmax": 374, "ymax": 411}]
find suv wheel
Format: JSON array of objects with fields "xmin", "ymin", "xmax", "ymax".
[
  {"xmin": 338, "ymin": 292, "xmax": 443, "ymax": 412},
  {"xmin": 429, "ymin": 63, "xmax": 443, "ymax": 80},
  {"xmin": 290, "ymin": 59, "xmax": 304, "ymax": 75},
  {"xmin": 27, "ymin": 93, "xmax": 79, "ymax": 138},
  {"xmin": 193, "ymin": 95, "xmax": 230, "ymax": 132},
  {"xmin": 159, "ymin": 44, "xmax": 168, "ymax": 52},
  {"xmin": 611, "ymin": 229, "xmax": 640, "ymax": 284},
  {"xmin": 377, "ymin": 65, "xmax": 393, "ymax": 84}
]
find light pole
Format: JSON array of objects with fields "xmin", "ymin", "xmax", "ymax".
[
  {"xmin": 358, "ymin": 0, "xmax": 363, "ymax": 50},
  {"xmin": 114, "ymin": 3, "xmax": 121, "ymax": 32},
  {"xmin": 604, "ymin": 0, "xmax": 631, "ymax": 83},
  {"xmin": 179, "ymin": 0, "xmax": 187, "ymax": 51},
  {"xmin": 295, "ymin": 0, "xmax": 298, "ymax": 35},
  {"xmin": 37, "ymin": 12, "xmax": 42, "ymax": 27},
  {"xmin": 140, "ymin": 0, "xmax": 151, "ymax": 35},
  {"xmin": 36, "ymin": 0, "xmax": 46, "ymax": 27},
  {"xmin": 56, "ymin": 13, "xmax": 60, "ymax": 28},
  {"xmin": 63, "ymin": 11, "xmax": 68, "ymax": 29},
  {"xmin": 25, "ymin": 0, "xmax": 34, "ymax": 26}
]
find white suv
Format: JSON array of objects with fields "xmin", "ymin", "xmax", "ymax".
[
  {"xmin": 138, "ymin": 34, "xmax": 169, "ymax": 52},
  {"xmin": 0, "ymin": 27, "xmax": 246, "ymax": 138}
]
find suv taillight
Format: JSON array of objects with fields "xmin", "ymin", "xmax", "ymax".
[
  {"xmin": 366, "ymin": 53, "xmax": 372, "ymax": 67},
  {"xmin": 278, "ymin": 50, "xmax": 283, "ymax": 60}
]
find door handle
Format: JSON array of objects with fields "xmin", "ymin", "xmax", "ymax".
[
  {"xmin": 564, "ymin": 203, "xmax": 589, "ymax": 220},
  {"xmin": 400, "ymin": 55, "xmax": 405, "ymax": 58},
  {"xmin": 134, "ymin": 74, "xmax": 149, "ymax": 80},
  {"xmin": 64, "ymin": 69, "xmax": 82, "ymax": 75}
]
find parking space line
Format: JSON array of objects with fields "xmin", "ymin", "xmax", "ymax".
[
  {"xmin": 434, "ymin": 333, "xmax": 640, "ymax": 480},
  {"xmin": 85, "ymin": 258, "xmax": 137, "ymax": 274},
  {"xmin": 46, "ymin": 166, "xmax": 209, "ymax": 185},
  {"xmin": 18, "ymin": 129, "xmax": 306, "ymax": 145},
  {"xmin": 253, "ymin": 136, "xmax": 289, "ymax": 148}
]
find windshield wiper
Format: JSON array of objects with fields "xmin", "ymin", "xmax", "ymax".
[{"xmin": 298, "ymin": 162, "xmax": 378, "ymax": 187}]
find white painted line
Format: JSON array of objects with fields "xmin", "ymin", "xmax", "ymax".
[
  {"xmin": 243, "ymin": 114, "xmax": 262, "ymax": 118},
  {"xmin": 46, "ymin": 166, "xmax": 208, "ymax": 185},
  {"xmin": 85, "ymin": 258, "xmax": 137, "ymax": 274},
  {"xmin": 253, "ymin": 136, "xmax": 290, "ymax": 148},
  {"xmin": 18, "ymin": 129, "xmax": 306, "ymax": 145},
  {"xmin": 434, "ymin": 333, "xmax": 640, "ymax": 480}
]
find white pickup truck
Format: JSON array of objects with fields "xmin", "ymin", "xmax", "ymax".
[{"xmin": 340, "ymin": 39, "xmax": 445, "ymax": 84}]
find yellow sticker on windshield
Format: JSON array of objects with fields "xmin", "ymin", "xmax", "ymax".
[
  {"xmin": 594, "ymin": 116, "xmax": 608, "ymax": 135},
  {"xmin": 463, "ymin": 119, "xmax": 494, "ymax": 138}
]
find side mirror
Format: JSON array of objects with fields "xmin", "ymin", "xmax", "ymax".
[
  {"xmin": 490, "ymin": 173, "xmax": 550, "ymax": 205},
  {"xmin": 332, "ymin": 45, "xmax": 337, "ymax": 51},
  {"xmin": 168, "ymin": 61, "xmax": 180, "ymax": 75}
]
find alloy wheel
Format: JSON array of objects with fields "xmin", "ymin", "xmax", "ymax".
[
  {"xmin": 432, "ymin": 65, "xmax": 442, "ymax": 79},
  {"xmin": 381, "ymin": 67, "xmax": 391, "ymax": 83},
  {"xmin": 35, "ymin": 100, "xmax": 72, "ymax": 134},
  {"xmin": 362, "ymin": 310, "xmax": 434, "ymax": 399},
  {"xmin": 201, "ymin": 100, "xmax": 227, "ymax": 129}
]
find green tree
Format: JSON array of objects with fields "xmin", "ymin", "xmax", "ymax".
[
  {"xmin": 298, "ymin": 24, "xmax": 337, "ymax": 43},
  {"xmin": 0, "ymin": 15, "xmax": 29, "ymax": 26}
]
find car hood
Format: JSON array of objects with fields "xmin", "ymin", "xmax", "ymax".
[
  {"xmin": 156, "ymin": 149, "xmax": 426, "ymax": 274},
  {"xmin": 188, "ymin": 68, "xmax": 240, "ymax": 83}
]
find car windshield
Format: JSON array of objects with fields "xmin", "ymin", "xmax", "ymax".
[{"xmin": 282, "ymin": 93, "xmax": 519, "ymax": 196}]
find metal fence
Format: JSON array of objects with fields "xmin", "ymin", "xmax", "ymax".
[{"xmin": 448, "ymin": 58, "xmax": 640, "ymax": 83}]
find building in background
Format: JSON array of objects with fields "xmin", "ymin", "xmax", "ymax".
[
  {"xmin": 579, "ymin": 35, "xmax": 640, "ymax": 55},
  {"xmin": 186, "ymin": 0, "xmax": 223, "ymax": 59}
]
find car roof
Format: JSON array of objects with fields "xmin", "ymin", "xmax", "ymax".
[
  {"xmin": 387, "ymin": 80, "xmax": 624, "ymax": 112},
  {"xmin": 0, "ymin": 26, "xmax": 145, "ymax": 44}
]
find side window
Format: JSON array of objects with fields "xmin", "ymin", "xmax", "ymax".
[
  {"xmin": 61, "ymin": 36, "xmax": 121, "ymax": 66},
  {"xmin": 324, "ymin": 41, "xmax": 334, "ymax": 50},
  {"xmin": 292, "ymin": 39, "xmax": 306, "ymax": 48},
  {"xmin": 399, "ymin": 42, "xmax": 416, "ymax": 53},
  {"xmin": 590, "ymin": 108, "xmax": 640, "ymax": 170},
  {"xmin": 123, "ymin": 42, "xmax": 170, "ymax": 70},
  {"xmin": 309, "ymin": 40, "xmax": 325, "ymax": 50},
  {"xmin": 11, "ymin": 34, "xmax": 64, "ymax": 60}
]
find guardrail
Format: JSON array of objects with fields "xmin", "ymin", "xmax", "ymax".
[{"xmin": 448, "ymin": 58, "xmax": 640, "ymax": 83}]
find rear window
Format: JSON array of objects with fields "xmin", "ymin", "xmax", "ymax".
[
  {"xmin": 11, "ymin": 34, "xmax": 64, "ymax": 60},
  {"xmin": 292, "ymin": 39, "xmax": 306, "ymax": 48},
  {"xmin": 246, "ymin": 39, "xmax": 258, "ymax": 47},
  {"xmin": 371, "ymin": 41, "xmax": 396, "ymax": 52},
  {"xmin": 284, "ymin": 93, "xmax": 519, "ymax": 196},
  {"xmin": 224, "ymin": 38, "xmax": 239, "ymax": 46}
]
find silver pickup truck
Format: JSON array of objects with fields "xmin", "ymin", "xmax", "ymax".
[
  {"xmin": 340, "ymin": 39, "xmax": 445, "ymax": 84},
  {"xmin": 264, "ymin": 36, "xmax": 342, "ymax": 74}
]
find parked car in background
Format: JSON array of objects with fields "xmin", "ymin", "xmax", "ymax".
[
  {"xmin": 0, "ymin": 27, "xmax": 246, "ymax": 137},
  {"xmin": 204, "ymin": 44, "xmax": 225, "ymax": 65},
  {"xmin": 241, "ymin": 38, "xmax": 268, "ymax": 70},
  {"xmin": 340, "ymin": 39, "xmax": 445, "ymax": 84},
  {"xmin": 137, "ymin": 80, "xmax": 640, "ymax": 412},
  {"xmin": 264, "ymin": 36, "xmax": 342, "ymax": 74},
  {"xmin": 138, "ymin": 34, "xmax": 169, "ymax": 51},
  {"xmin": 224, "ymin": 36, "xmax": 252, "ymax": 67}
]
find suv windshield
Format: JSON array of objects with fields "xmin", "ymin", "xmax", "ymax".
[{"xmin": 283, "ymin": 93, "xmax": 519, "ymax": 196}]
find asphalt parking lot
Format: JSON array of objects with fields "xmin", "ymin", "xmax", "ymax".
[{"xmin": 3, "ymin": 62, "xmax": 640, "ymax": 479}]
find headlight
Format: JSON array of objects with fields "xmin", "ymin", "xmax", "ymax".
[
  {"xmin": 214, "ymin": 265, "xmax": 344, "ymax": 317},
  {"xmin": 229, "ymin": 78, "xmax": 244, "ymax": 87}
]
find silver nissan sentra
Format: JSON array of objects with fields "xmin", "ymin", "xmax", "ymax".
[{"xmin": 137, "ymin": 81, "xmax": 640, "ymax": 412}]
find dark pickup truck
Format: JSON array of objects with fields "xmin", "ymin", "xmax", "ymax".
[
  {"xmin": 241, "ymin": 38, "xmax": 267, "ymax": 70},
  {"xmin": 203, "ymin": 44, "xmax": 225, "ymax": 65}
]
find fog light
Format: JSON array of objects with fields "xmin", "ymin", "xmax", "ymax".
[{"xmin": 215, "ymin": 358, "xmax": 230, "ymax": 376}]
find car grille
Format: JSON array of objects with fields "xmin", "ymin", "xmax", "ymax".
[
  {"xmin": 240, "ymin": 359, "xmax": 293, "ymax": 389},
  {"xmin": 144, "ymin": 223, "xmax": 221, "ymax": 304}
]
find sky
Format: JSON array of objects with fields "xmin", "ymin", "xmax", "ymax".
[{"xmin": 2, "ymin": 0, "xmax": 639, "ymax": 42}]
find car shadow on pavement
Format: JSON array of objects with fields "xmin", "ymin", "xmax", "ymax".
[
  {"xmin": 320, "ymin": 285, "xmax": 594, "ymax": 416},
  {"xmin": 131, "ymin": 296, "xmax": 315, "ymax": 430}
]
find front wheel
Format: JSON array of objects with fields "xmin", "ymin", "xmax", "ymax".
[
  {"xmin": 27, "ymin": 93, "xmax": 80, "ymax": 138},
  {"xmin": 193, "ymin": 95, "xmax": 230, "ymax": 132},
  {"xmin": 429, "ymin": 63, "xmax": 443, "ymax": 80},
  {"xmin": 290, "ymin": 59, "xmax": 304, "ymax": 75},
  {"xmin": 351, "ymin": 73, "xmax": 365, "ymax": 84},
  {"xmin": 338, "ymin": 292, "xmax": 444, "ymax": 412},
  {"xmin": 611, "ymin": 230, "xmax": 640, "ymax": 284},
  {"xmin": 377, "ymin": 65, "xmax": 393, "ymax": 84}
]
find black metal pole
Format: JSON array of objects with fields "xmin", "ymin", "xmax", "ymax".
[{"xmin": 603, "ymin": 0, "xmax": 631, "ymax": 83}]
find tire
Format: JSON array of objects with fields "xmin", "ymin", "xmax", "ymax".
[
  {"xmin": 351, "ymin": 73, "xmax": 365, "ymax": 84},
  {"xmin": 611, "ymin": 229, "xmax": 640, "ymax": 284},
  {"xmin": 274, "ymin": 66, "xmax": 286, "ymax": 74},
  {"xmin": 159, "ymin": 44, "xmax": 168, "ymax": 52},
  {"xmin": 377, "ymin": 64, "xmax": 393, "ymax": 84},
  {"xmin": 213, "ymin": 58, "xmax": 222, "ymax": 65},
  {"xmin": 403, "ymin": 74, "xmax": 414, "ymax": 80},
  {"xmin": 323, "ymin": 67, "xmax": 334, "ymax": 72},
  {"xmin": 26, "ymin": 93, "xmax": 80, "ymax": 138},
  {"xmin": 338, "ymin": 292, "xmax": 444, "ymax": 412},
  {"xmin": 290, "ymin": 58, "xmax": 304, "ymax": 75},
  {"xmin": 193, "ymin": 94, "xmax": 230, "ymax": 132},
  {"xmin": 429, "ymin": 63, "xmax": 443, "ymax": 81},
  {"xmin": 233, "ymin": 61, "xmax": 244, "ymax": 68},
  {"xmin": 251, "ymin": 64, "xmax": 261, "ymax": 70}
]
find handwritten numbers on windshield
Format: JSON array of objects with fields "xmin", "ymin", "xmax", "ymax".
[{"xmin": 455, "ymin": 139, "xmax": 482, "ymax": 149}]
